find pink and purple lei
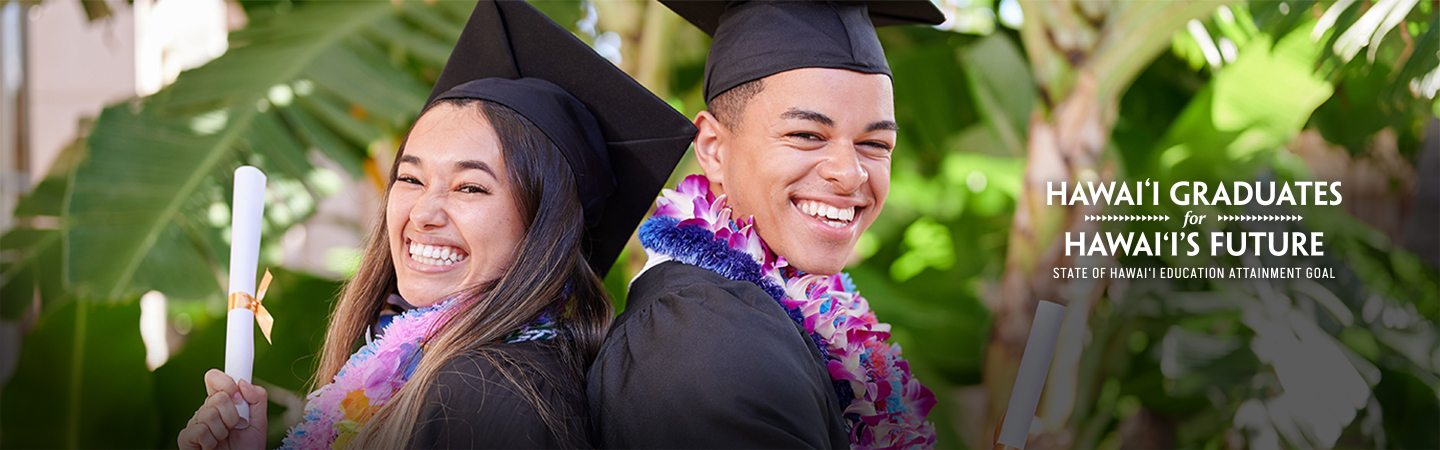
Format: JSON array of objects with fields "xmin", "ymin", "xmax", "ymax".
[
  {"xmin": 279, "ymin": 299, "xmax": 555, "ymax": 450},
  {"xmin": 639, "ymin": 175, "xmax": 938, "ymax": 450}
]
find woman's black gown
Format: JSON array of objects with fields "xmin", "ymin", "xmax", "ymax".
[{"xmin": 408, "ymin": 338, "xmax": 591, "ymax": 449}]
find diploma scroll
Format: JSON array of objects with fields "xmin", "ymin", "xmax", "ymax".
[
  {"xmin": 995, "ymin": 300, "xmax": 1067, "ymax": 450},
  {"xmin": 225, "ymin": 166, "xmax": 266, "ymax": 429}
]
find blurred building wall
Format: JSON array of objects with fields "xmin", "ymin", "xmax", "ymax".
[
  {"xmin": 5, "ymin": 0, "xmax": 375, "ymax": 279},
  {"xmin": 23, "ymin": 0, "xmax": 227, "ymax": 179},
  {"xmin": 25, "ymin": 0, "xmax": 138, "ymax": 185},
  {"xmin": 1, "ymin": 0, "xmax": 227, "ymax": 210},
  {"xmin": 1, "ymin": 3, "xmax": 27, "ymax": 234},
  {"xmin": 0, "ymin": 0, "xmax": 229, "ymax": 392}
]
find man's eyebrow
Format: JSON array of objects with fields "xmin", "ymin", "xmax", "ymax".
[
  {"xmin": 780, "ymin": 109, "xmax": 897, "ymax": 132},
  {"xmin": 780, "ymin": 108, "xmax": 835, "ymax": 127},
  {"xmin": 866, "ymin": 120, "xmax": 899, "ymax": 132}
]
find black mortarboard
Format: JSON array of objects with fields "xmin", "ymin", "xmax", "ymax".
[
  {"xmin": 661, "ymin": 0, "xmax": 946, "ymax": 102},
  {"xmin": 428, "ymin": 0, "xmax": 697, "ymax": 276}
]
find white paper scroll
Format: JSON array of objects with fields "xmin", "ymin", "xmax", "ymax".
[
  {"xmin": 225, "ymin": 166, "xmax": 266, "ymax": 429},
  {"xmin": 996, "ymin": 300, "xmax": 1068, "ymax": 450}
]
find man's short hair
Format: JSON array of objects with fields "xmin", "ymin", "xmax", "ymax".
[{"xmin": 706, "ymin": 78, "xmax": 765, "ymax": 131}]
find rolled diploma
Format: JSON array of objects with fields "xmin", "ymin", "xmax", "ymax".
[
  {"xmin": 225, "ymin": 166, "xmax": 266, "ymax": 429},
  {"xmin": 996, "ymin": 300, "xmax": 1068, "ymax": 450}
]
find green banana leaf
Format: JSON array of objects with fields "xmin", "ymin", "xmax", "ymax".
[
  {"xmin": 63, "ymin": 1, "xmax": 457, "ymax": 303},
  {"xmin": 1, "ymin": 300, "xmax": 158, "ymax": 449}
]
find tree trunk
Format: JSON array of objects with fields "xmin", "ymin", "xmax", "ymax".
[
  {"xmin": 983, "ymin": 1, "xmax": 1231, "ymax": 447},
  {"xmin": 985, "ymin": 69, "xmax": 1114, "ymax": 450}
]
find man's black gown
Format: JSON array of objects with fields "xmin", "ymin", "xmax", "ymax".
[
  {"xmin": 409, "ymin": 339, "xmax": 591, "ymax": 449},
  {"xmin": 587, "ymin": 261, "xmax": 849, "ymax": 448}
]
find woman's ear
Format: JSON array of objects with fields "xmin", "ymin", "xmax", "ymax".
[{"xmin": 692, "ymin": 111, "xmax": 726, "ymax": 187}]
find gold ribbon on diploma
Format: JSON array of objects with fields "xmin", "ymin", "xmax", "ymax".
[{"xmin": 228, "ymin": 270, "xmax": 275, "ymax": 344}]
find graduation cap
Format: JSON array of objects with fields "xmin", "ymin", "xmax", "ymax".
[
  {"xmin": 427, "ymin": 0, "xmax": 697, "ymax": 276},
  {"xmin": 661, "ymin": 0, "xmax": 946, "ymax": 102}
]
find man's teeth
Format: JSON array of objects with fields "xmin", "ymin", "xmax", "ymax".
[
  {"xmin": 796, "ymin": 200, "xmax": 855, "ymax": 227},
  {"xmin": 408, "ymin": 242, "xmax": 468, "ymax": 266}
]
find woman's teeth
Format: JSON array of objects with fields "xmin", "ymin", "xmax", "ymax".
[
  {"xmin": 795, "ymin": 200, "xmax": 855, "ymax": 228},
  {"xmin": 408, "ymin": 242, "xmax": 468, "ymax": 267}
]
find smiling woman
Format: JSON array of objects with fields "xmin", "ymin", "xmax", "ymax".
[
  {"xmin": 172, "ymin": 1, "xmax": 696, "ymax": 449},
  {"xmin": 176, "ymin": 82, "xmax": 611, "ymax": 450},
  {"xmin": 322, "ymin": 97, "xmax": 606, "ymax": 448},
  {"xmin": 387, "ymin": 101, "xmax": 529, "ymax": 307}
]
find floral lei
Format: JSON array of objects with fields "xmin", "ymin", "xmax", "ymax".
[
  {"xmin": 279, "ymin": 299, "xmax": 557, "ymax": 450},
  {"xmin": 638, "ymin": 175, "xmax": 938, "ymax": 450}
]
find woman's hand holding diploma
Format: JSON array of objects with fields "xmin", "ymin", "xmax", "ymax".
[
  {"xmin": 180, "ymin": 166, "xmax": 269, "ymax": 450},
  {"xmin": 177, "ymin": 369, "xmax": 268, "ymax": 450}
]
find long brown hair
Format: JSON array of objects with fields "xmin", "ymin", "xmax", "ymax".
[{"xmin": 310, "ymin": 98, "xmax": 613, "ymax": 448}]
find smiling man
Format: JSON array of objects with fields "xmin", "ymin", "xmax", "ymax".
[
  {"xmin": 587, "ymin": 1, "xmax": 944, "ymax": 448},
  {"xmin": 697, "ymin": 67, "xmax": 898, "ymax": 275}
]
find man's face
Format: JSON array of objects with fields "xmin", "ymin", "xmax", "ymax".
[{"xmin": 700, "ymin": 68, "xmax": 896, "ymax": 275}]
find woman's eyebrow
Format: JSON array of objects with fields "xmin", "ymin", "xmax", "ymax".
[
  {"xmin": 454, "ymin": 160, "xmax": 497, "ymax": 179},
  {"xmin": 399, "ymin": 155, "xmax": 495, "ymax": 179}
]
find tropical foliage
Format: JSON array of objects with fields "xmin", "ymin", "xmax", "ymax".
[{"xmin": 1, "ymin": 0, "xmax": 1435, "ymax": 448}]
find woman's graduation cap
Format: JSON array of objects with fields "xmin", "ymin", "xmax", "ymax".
[
  {"xmin": 661, "ymin": 0, "xmax": 946, "ymax": 102},
  {"xmin": 427, "ymin": 0, "xmax": 697, "ymax": 276}
]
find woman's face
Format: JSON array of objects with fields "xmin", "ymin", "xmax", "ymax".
[{"xmin": 387, "ymin": 103, "xmax": 528, "ymax": 307}]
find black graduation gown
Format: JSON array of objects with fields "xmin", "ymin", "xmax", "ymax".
[
  {"xmin": 410, "ymin": 339, "xmax": 592, "ymax": 449},
  {"xmin": 587, "ymin": 261, "xmax": 849, "ymax": 449}
]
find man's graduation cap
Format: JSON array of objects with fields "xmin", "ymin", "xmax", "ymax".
[
  {"xmin": 426, "ymin": 0, "xmax": 697, "ymax": 276},
  {"xmin": 661, "ymin": 0, "xmax": 946, "ymax": 102}
]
